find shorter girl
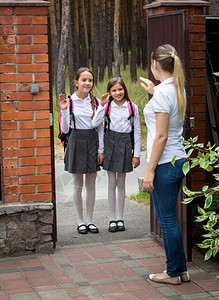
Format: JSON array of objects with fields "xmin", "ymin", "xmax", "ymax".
[
  {"xmin": 58, "ymin": 67, "xmax": 104, "ymax": 235},
  {"xmin": 92, "ymin": 77, "xmax": 141, "ymax": 232}
]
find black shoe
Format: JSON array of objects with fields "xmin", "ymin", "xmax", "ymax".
[
  {"xmin": 77, "ymin": 224, "xmax": 87, "ymax": 234},
  {"xmin": 109, "ymin": 220, "xmax": 117, "ymax": 232},
  {"xmin": 117, "ymin": 220, "xmax": 125, "ymax": 231},
  {"xmin": 87, "ymin": 223, "xmax": 99, "ymax": 234}
]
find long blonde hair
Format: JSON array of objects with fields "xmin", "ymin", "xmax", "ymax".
[{"xmin": 152, "ymin": 44, "xmax": 186, "ymax": 119}]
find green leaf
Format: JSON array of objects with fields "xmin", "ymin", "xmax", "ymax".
[
  {"xmin": 200, "ymin": 159, "xmax": 208, "ymax": 169},
  {"xmin": 213, "ymin": 72, "xmax": 219, "ymax": 76},
  {"xmin": 202, "ymin": 185, "xmax": 209, "ymax": 192},
  {"xmin": 195, "ymin": 215, "xmax": 208, "ymax": 222},
  {"xmin": 197, "ymin": 243, "xmax": 210, "ymax": 249},
  {"xmin": 204, "ymin": 249, "xmax": 212, "ymax": 260},
  {"xmin": 197, "ymin": 143, "xmax": 204, "ymax": 148},
  {"xmin": 202, "ymin": 239, "xmax": 212, "ymax": 244},
  {"xmin": 197, "ymin": 205, "xmax": 206, "ymax": 215},
  {"xmin": 206, "ymin": 165, "xmax": 213, "ymax": 172},
  {"xmin": 171, "ymin": 156, "xmax": 176, "ymax": 166},
  {"xmin": 204, "ymin": 194, "xmax": 213, "ymax": 209},
  {"xmin": 187, "ymin": 149, "xmax": 194, "ymax": 157},
  {"xmin": 192, "ymin": 136, "xmax": 198, "ymax": 143},
  {"xmin": 184, "ymin": 144, "xmax": 191, "ymax": 150},
  {"xmin": 191, "ymin": 159, "xmax": 199, "ymax": 168},
  {"xmin": 213, "ymin": 248, "xmax": 218, "ymax": 257},
  {"xmin": 182, "ymin": 161, "xmax": 190, "ymax": 175},
  {"xmin": 182, "ymin": 197, "xmax": 194, "ymax": 204}
]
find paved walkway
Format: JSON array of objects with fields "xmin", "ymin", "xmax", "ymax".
[
  {"xmin": 0, "ymin": 237, "xmax": 218, "ymax": 299},
  {"xmin": 0, "ymin": 156, "xmax": 218, "ymax": 299}
]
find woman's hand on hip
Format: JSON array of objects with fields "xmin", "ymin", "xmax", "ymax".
[
  {"xmin": 140, "ymin": 77, "xmax": 155, "ymax": 95},
  {"xmin": 143, "ymin": 170, "xmax": 155, "ymax": 192},
  {"xmin": 58, "ymin": 93, "xmax": 68, "ymax": 110}
]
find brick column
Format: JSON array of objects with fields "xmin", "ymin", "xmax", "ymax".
[
  {"xmin": 0, "ymin": 1, "xmax": 54, "ymax": 255},
  {"xmin": 145, "ymin": 0, "xmax": 209, "ymax": 190}
]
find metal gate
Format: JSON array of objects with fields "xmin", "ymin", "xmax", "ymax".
[{"xmin": 147, "ymin": 11, "xmax": 192, "ymax": 261}]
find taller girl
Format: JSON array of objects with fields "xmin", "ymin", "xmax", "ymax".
[
  {"xmin": 58, "ymin": 67, "xmax": 104, "ymax": 235},
  {"xmin": 140, "ymin": 44, "xmax": 189, "ymax": 285},
  {"xmin": 92, "ymin": 77, "xmax": 141, "ymax": 232}
]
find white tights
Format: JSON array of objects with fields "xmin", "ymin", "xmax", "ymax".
[
  {"xmin": 107, "ymin": 171, "xmax": 126, "ymax": 221},
  {"xmin": 72, "ymin": 173, "xmax": 97, "ymax": 226}
]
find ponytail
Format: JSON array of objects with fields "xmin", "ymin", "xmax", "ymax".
[
  {"xmin": 90, "ymin": 92, "xmax": 95, "ymax": 120},
  {"xmin": 152, "ymin": 44, "xmax": 186, "ymax": 119},
  {"xmin": 173, "ymin": 55, "xmax": 186, "ymax": 119}
]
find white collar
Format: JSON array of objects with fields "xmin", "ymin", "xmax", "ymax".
[
  {"xmin": 111, "ymin": 100, "xmax": 128, "ymax": 108},
  {"xmin": 72, "ymin": 92, "xmax": 91, "ymax": 101},
  {"xmin": 154, "ymin": 77, "xmax": 173, "ymax": 92}
]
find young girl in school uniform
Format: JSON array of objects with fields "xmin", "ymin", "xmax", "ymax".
[
  {"xmin": 58, "ymin": 67, "xmax": 104, "ymax": 235},
  {"xmin": 92, "ymin": 77, "xmax": 141, "ymax": 232}
]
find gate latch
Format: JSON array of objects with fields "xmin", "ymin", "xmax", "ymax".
[{"xmin": 190, "ymin": 116, "xmax": 195, "ymax": 131}]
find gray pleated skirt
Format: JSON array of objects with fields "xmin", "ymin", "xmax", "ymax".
[
  {"xmin": 103, "ymin": 130, "xmax": 133, "ymax": 173},
  {"xmin": 64, "ymin": 129, "xmax": 100, "ymax": 174}
]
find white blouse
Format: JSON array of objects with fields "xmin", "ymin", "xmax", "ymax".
[
  {"xmin": 143, "ymin": 77, "xmax": 186, "ymax": 164},
  {"xmin": 60, "ymin": 92, "xmax": 104, "ymax": 153},
  {"xmin": 92, "ymin": 100, "xmax": 141, "ymax": 158}
]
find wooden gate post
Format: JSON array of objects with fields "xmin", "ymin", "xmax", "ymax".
[
  {"xmin": 0, "ymin": 0, "xmax": 56, "ymax": 256},
  {"xmin": 144, "ymin": 0, "xmax": 210, "ymax": 261}
]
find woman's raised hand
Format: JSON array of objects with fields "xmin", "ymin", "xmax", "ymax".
[
  {"xmin": 58, "ymin": 93, "xmax": 68, "ymax": 110},
  {"xmin": 100, "ymin": 92, "xmax": 110, "ymax": 107},
  {"xmin": 140, "ymin": 77, "xmax": 155, "ymax": 95}
]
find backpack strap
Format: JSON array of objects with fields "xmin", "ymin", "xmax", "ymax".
[
  {"xmin": 68, "ymin": 95, "xmax": 76, "ymax": 129},
  {"xmin": 104, "ymin": 101, "xmax": 112, "ymax": 131},
  {"xmin": 94, "ymin": 97, "xmax": 99, "ymax": 108},
  {"xmin": 127, "ymin": 100, "xmax": 135, "ymax": 127}
]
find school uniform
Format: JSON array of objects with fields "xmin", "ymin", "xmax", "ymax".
[
  {"xmin": 92, "ymin": 100, "xmax": 141, "ymax": 173},
  {"xmin": 61, "ymin": 92, "xmax": 104, "ymax": 174}
]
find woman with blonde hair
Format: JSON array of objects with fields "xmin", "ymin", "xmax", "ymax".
[{"xmin": 140, "ymin": 44, "xmax": 190, "ymax": 285}]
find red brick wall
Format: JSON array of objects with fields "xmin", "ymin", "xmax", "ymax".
[
  {"xmin": 0, "ymin": 4, "xmax": 52, "ymax": 203},
  {"xmin": 146, "ymin": 3, "xmax": 209, "ymax": 190}
]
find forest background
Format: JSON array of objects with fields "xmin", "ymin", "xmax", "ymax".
[
  {"xmin": 49, "ymin": 0, "xmax": 219, "ymax": 155},
  {"xmin": 50, "ymin": 0, "xmax": 149, "ymax": 154}
]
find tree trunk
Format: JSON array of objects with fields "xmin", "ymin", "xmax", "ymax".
[
  {"xmin": 90, "ymin": 0, "xmax": 94, "ymax": 69},
  {"xmin": 93, "ymin": 0, "xmax": 99, "ymax": 85},
  {"xmin": 48, "ymin": 0, "xmax": 60, "ymax": 99},
  {"xmin": 114, "ymin": 0, "xmax": 121, "ymax": 77},
  {"xmin": 73, "ymin": 0, "xmax": 80, "ymax": 71},
  {"xmin": 99, "ymin": 0, "xmax": 106, "ymax": 81},
  {"xmin": 68, "ymin": 0, "xmax": 75, "ymax": 95},
  {"xmin": 130, "ymin": 0, "xmax": 137, "ymax": 82},
  {"xmin": 106, "ymin": 0, "xmax": 113, "ymax": 78},
  {"xmin": 56, "ymin": 0, "xmax": 70, "ymax": 96}
]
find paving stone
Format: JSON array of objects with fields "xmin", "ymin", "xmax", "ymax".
[
  {"xmin": 8, "ymin": 292, "xmax": 40, "ymax": 300},
  {"xmin": 38, "ymin": 289, "xmax": 73, "ymax": 300},
  {"xmin": 158, "ymin": 285, "xmax": 179, "ymax": 297},
  {"xmin": 182, "ymin": 292, "xmax": 214, "ymax": 299}
]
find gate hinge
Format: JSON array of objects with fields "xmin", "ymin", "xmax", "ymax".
[{"xmin": 50, "ymin": 112, "xmax": 53, "ymax": 126}]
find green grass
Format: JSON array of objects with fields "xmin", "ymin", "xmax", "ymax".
[
  {"xmin": 53, "ymin": 66, "xmax": 148, "ymax": 156},
  {"xmin": 127, "ymin": 192, "xmax": 150, "ymax": 205}
]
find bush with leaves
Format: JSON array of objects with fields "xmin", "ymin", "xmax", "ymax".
[{"xmin": 172, "ymin": 136, "xmax": 219, "ymax": 261}]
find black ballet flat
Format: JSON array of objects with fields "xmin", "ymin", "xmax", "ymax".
[
  {"xmin": 77, "ymin": 224, "xmax": 87, "ymax": 234},
  {"xmin": 87, "ymin": 223, "xmax": 99, "ymax": 234},
  {"xmin": 109, "ymin": 220, "xmax": 117, "ymax": 232},
  {"xmin": 117, "ymin": 220, "xmax": 125, "ymax": 231}
]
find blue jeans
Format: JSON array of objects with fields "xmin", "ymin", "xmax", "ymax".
[{"xmin": 151, "ymin": 159, "xmax": 187, "ymax": 277}]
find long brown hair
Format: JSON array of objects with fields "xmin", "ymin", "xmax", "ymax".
[
  {"xmin": 75, "ymin": 67, "xmax": 96, "ymax": 119},
  {"xmin": 152, "ymin": 44, "xmax": 186, "ymax": 119},
  {"xmin": 107, "ymin": 77, "xmax": 131, "ymax": 102}
]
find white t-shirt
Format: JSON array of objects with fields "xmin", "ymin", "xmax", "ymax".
[{"xmin": 143, "ymin": 77, "xmax": 186, "ymax": 164}]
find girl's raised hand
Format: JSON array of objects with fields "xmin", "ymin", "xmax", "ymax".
[
  {"xmin": 58, "ymin": 93, "xmax": 68, "ymax": 111},
  {"xmin": 100, "ymin": 92, "xmax": 110, "ymax": 107},
  {"xmin": 140, "ymin": 77, "xmax": 155, "ymax": 95}
]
